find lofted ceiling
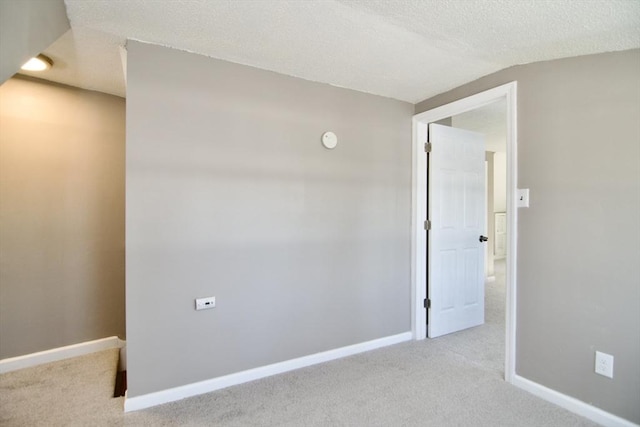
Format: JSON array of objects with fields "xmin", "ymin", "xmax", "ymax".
[{"xmin": 18, "ymin": 0, "xmax": 640, "ymax": 103}]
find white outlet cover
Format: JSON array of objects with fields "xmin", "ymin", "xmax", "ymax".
[
  {"xmin": 595, "ymin": 351, "xmax": 614, "ymax": 378},
  {"xmin": 321, "ymin": 131, "xmax": 338, "ymax": 149}
]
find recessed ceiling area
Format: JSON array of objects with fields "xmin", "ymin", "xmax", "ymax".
[
  {"xmin": 18, "ymin": 27, "xmax": 125, "ymax": 97},
  {"xmin": 19, "ymin": 0, "xmax": 640, "ymax": 101}
]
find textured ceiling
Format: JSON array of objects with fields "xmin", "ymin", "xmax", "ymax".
[
  {"xmin": 452, "ymin": 99, "xmax": 506, "ymax": 152},
  {"xmin": 20, "ymin": 0, "xmax": 640, "ymax": 102}
]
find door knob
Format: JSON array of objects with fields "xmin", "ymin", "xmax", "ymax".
[{"xmin": 479, "ymin": 235, "xmax": 488, "ymax": 242}]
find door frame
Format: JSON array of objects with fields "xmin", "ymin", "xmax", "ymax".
[{"xmin": 411, "ymin": 81, "xmax": 518, "ymax": 382}]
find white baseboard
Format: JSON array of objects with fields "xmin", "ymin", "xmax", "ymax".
[
  {"xmin": 125, "ymin": 331, "xmax": 412, "ymax": 412},
  {"xmin": 0, "ymin": 336, "xmax": 125, "ymax": 374},
  {"xmin": 511, "ymin": 374, "xmax": 639, "ymax": 427}
]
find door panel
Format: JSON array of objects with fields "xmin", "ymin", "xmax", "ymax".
[
  {"xmin": 463, "ymin": 248, "xmax": 480, "ymax": 306},
  {"xmin": 428, "ymin": 123, "xmax": 486, "ymax": 338},
  {"xmin": 464, "ymin": 172, "xmax": 481, "ymax": 228},
  {"xmin": 440, "ymin": 250, "xmax": 456, "ymax": 310}
]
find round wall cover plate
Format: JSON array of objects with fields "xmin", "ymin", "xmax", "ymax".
[{"xmin": 322, "ymin": 132, "xmax": 338, "ymax": 149}]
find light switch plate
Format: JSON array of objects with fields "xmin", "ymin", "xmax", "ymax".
[
  {"xmin": 195, "ymin": 296, "xmax": 216, "ymax": 311},
  {"xmin": 517, "ymin": 189, "xmax": 530, "ymax": 208}
]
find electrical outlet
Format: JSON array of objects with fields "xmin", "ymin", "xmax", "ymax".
[
  {"xmin": 195, "ymin": 296, "xmax": 216, "ymax": 311},
  {"xmin": 595, "ymin": 351, "xmax": 614, "ymax": 378}
]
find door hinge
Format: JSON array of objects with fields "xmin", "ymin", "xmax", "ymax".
[
  {"xmin": 424, "ymin": 298, "xmax": 431, "ymax": 309},
  {"xmin": 424, "ymin": 220, "xmax": 431, "ymax": 230},
  {"xmin": 424, "ymin": 142, "xmax": 432, "ymax": 153}
]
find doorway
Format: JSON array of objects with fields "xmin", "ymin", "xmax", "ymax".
[
  {"xmin": 452, "ymin": 99, "xmax": 507, "ymax": 285},
  {"xmin": 411, "ymin": 82, "xmax": 518, "ymax": 382}
]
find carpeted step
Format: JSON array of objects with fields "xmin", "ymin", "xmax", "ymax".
[{"xmin": 0, "ymin": 348, "xmax": 121, "ymax": 425}]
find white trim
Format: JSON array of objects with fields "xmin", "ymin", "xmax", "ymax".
[
  {"xmin": 411, "ymin": 81, "xmax": 518, "ymax": 384},
  {"xmin": 504, "ymin": 82, "xmax": 518, "ymax": 383},
  {"xmin": 0, "ymin": 336, "xmax": 125, "ymax": 374},
  {"xmin": 124, "ymin": 331, "xmax": 412, "ymax": 412},
  {"xmin": 512, "ymin": 375, "xmax": 639, "ymax": 427},
  {"xmin": 119, "ymin": 44, "xmax": 127, "ymax": 88}
]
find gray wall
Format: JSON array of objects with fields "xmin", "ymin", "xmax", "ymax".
[
  {"xmin": 126, "ymin": 41, "xmax": 413, "ymax": 397},
  {"xmin": 0, "ymin": 76, "xmax": 126, "ymax": 359},
  {"xmin": 416, "ymin": 49, "xmax": 640, "ymax": 423},
  {"xmin": 0, "ymin": 0, "xmax": 69, "ymax": 84}
]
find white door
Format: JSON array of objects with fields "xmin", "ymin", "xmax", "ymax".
[{"xmin": 428, "ymin": 123, "xmax": 486, "ymax": 338}]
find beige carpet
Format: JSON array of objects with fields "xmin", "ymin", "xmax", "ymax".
[
  {"xmin": 432, "ymin": 259, "xmax": 507, "ymax": 376},
  {"xmin": 0, "ymin": 262, "xmax": 599, "ymax": 426},
  {"xmin": 0, "ymin": 347, "xmax": 122, "ymax": 426}
]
